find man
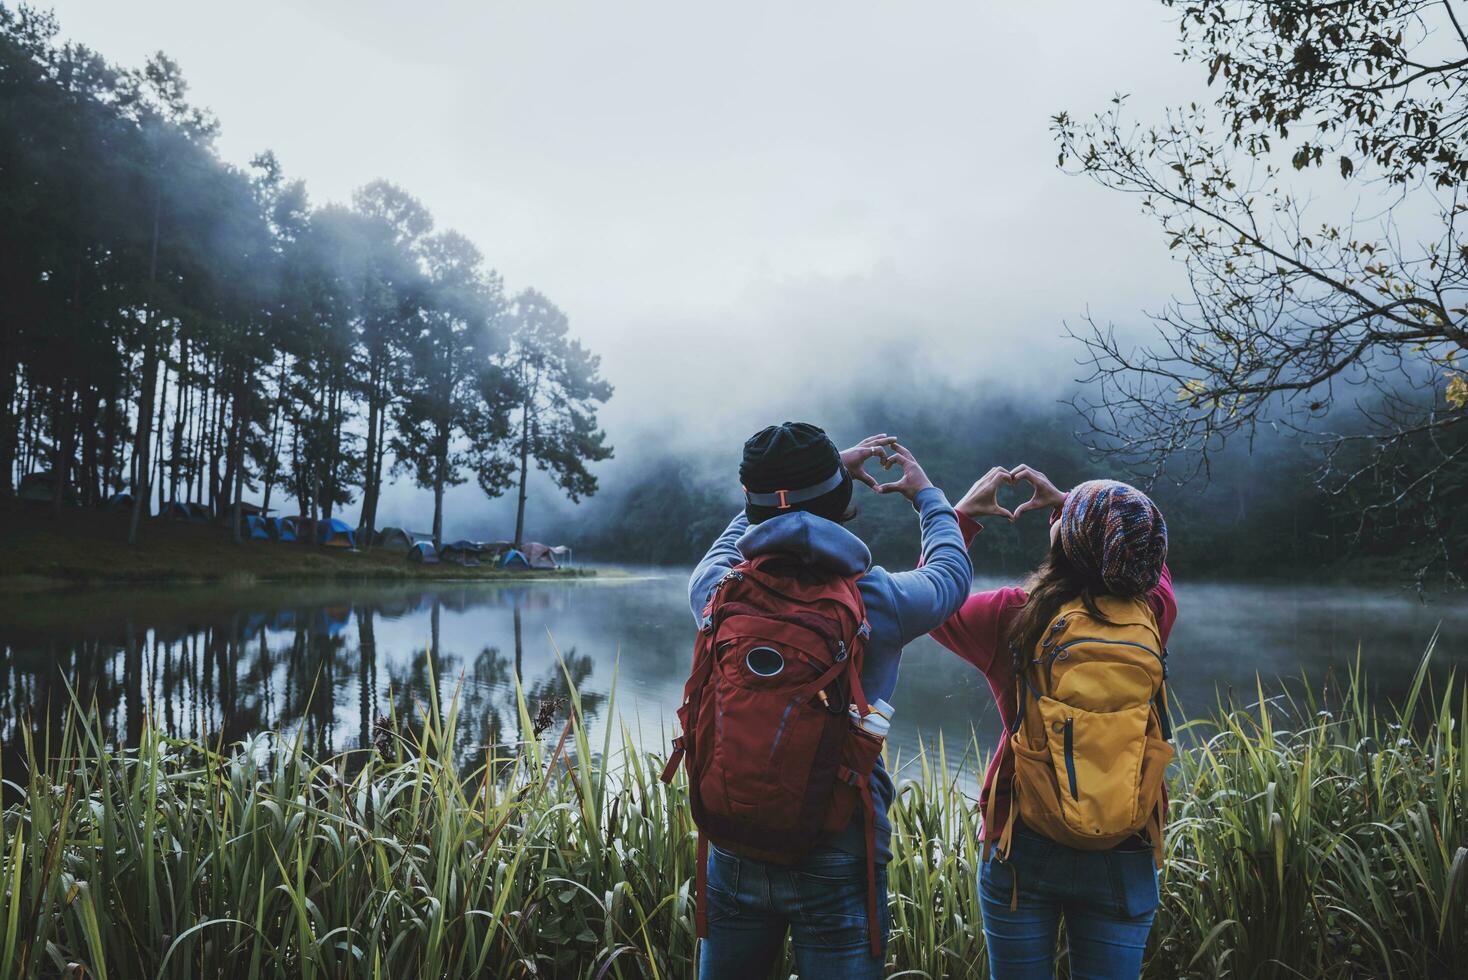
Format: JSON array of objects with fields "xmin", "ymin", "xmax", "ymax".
[{"xmin": 688, "ymin": 421, "xmax": 972, "ymax": 979}]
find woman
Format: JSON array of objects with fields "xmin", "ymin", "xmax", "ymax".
[{"xmin": 935, "ymin": 464, "xmax": 1176, "ymax": 980}]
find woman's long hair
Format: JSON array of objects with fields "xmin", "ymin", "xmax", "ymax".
[{"xmin": 1006, "ymin": 537, "xmax": 1110, "ymax": 662}]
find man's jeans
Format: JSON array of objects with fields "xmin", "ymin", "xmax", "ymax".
[
  {"xmin": 979, "ymin": 827, "xmax": 1159, "ymax": 980},
  {"xmin": 698, "ymin": 844, "xmax": 888, "ymax": 980}
]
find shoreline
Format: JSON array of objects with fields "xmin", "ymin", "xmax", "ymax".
[{"xmin": 0, "ymin": 499, "xmax": 589, "ymax": 589}]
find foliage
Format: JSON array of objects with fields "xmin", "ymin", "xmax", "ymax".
[
  {"xmin": 491, "ymin": 290, "xmax": 614, "ymax": 545},
  {"xmin": 1054, "ymin": 0, "xmax": 1468, "ymax": 585},
  {"xmin": 0, "ymin": 4, "xmax": 610, "ymax": 546},
  {"xmin": 3, "ymin": 645, "xmax": 1462, "ymax": 978},
  {"xmin": 390, "ymin": 232, "xmax": 506, "ymax": 546}
]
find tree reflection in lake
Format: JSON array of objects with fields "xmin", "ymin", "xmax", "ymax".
[
  {"xmin": 0, "ymin": 581, "xmax": 624, "ymax": 773},
  {"xmin": 2, "ymin": 572, "xmax": 1466, "ymax": 786}
]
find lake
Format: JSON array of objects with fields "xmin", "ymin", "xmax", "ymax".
[{"xmin": 3, "ymin": 569, "xmax": 1466, "ymax": 781}]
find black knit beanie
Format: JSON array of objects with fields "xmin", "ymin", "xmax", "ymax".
[{"xmin": 740, "ymin": 422, "xmax": 853, "ymax": 524}]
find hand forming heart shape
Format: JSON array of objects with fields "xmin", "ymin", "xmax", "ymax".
[{"xmin": 956, "ymin": 464, "xmax": 1065, "ymax": 522}]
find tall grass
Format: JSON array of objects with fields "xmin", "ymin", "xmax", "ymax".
[{"xmin": 2, "ymin": 645, "xmax": 1463, "ymax": 979}]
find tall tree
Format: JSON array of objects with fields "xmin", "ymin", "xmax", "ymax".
[
  {"xmin": 350, "ymin": 181, "xmax": 429, "ymax": 545},
  {"xmin": 1055, "ymin": 0, "xmax": 1468, "ymax": 584},
  {"xmin": 493, "ymin": 289, "xmax": 613, "ymax": 545},
  {"xmin": 391, "ymin": 231, "xmax": 504, "ymax": 547}
]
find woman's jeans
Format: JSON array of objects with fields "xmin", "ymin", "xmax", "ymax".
[
  {"xmin": 698, "ymin": 844, "xmax": 888, "ymax": 980},
  {"xmin": 979, "ymin": 828, "xmax": 1159, "ymax": 980}
]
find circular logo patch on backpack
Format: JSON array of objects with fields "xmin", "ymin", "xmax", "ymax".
[{"xmin": 745, "ymin": 646, "xmax": 785, "ymax": 677}]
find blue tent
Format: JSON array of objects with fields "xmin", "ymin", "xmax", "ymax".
[
  {"xmin": 162, "ymin": 501, "xmax": 210, "ymax": 523},
  {"xmin": 104, "ymin": 492, "xmax": 134, "ymax": 512},
  {"xmin": 265, "ymin": 517, "xmax": 296, "ymax": 542},
  {"xmin": 316, "ymin": 517, "xmax": 356, "ymax": 548},
  {"xmin": 407, "ymin": 542, "xmax": 440, "ymax": 564},
  {"xmin": 243, "ymin": 515, "xmax": 270, "ymax": 540},
  {"xmin": 499, "ymin": 548, "xmax": 529, "ymax": 569}
]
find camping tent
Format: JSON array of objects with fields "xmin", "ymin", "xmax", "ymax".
[
  {"xmin": 549, "ymin": 545, "xmax": 573, "ymax": 566},
  {"xmin": 104, "ymin": 492, "xmax": 134, "ymax": 512},
  {"xmin": 218, "ymin": 501, "xmax": 269, "ymax": 526},
  {"xmin": 161, "ymin": 501, "xmax": 211, "ymax": 523},
  {"xmin": 265, "ymin": 517, "xmax": 296, "ymax": 542},
  {"xmin": 499, "ymin": 548, "xmax": 529, "ymax": 570},
  {"xmin": 376, "ymin": 527, "xmax": 415, "ymax": 550},
  {"xmin": 407, "ymin": 542, "xmax": 440, "ymax": 564},
  {"xmin": 18, "ymin": 471, "xmax": 80, "ymax": 506},
  {"xmin": 317, "ymin": 518, "xmax": 356, "ymax": 548},
  {"xmin": 520, "ymin": 541, "xmax": 559, "ymax": 569},
  {"xmin": 441, "ymin": 540, "xmax": 482, "ymax": 566},
  {"xmin": 242, "ymin": 515, "xmax": 270, "ymax": 540}
]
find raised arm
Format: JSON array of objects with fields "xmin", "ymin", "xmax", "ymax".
[
  {"xmin": 688, "ymin": 511, "xmax": 748, "ymax": 626},
  {"xmin": 870, "ymin": 444, "xmax": 973, "ymax": 644}
]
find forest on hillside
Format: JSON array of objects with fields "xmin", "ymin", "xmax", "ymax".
[{"xmin": 562, "ymin": 381, "xmax": 1383, "ymax": 582}]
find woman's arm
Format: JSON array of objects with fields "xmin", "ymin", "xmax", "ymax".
[
  {"xmin": 1147, "ymin": 563, "xmax": 1178, "ymax": 645},
  {"xmin": 925, "ymin": 508, "xmax": 1028, "ymax": 674}
]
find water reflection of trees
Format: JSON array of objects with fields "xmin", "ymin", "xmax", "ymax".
[{"xmin": 0, "ymin": 586, "xmax": 605, "ymax": 769}]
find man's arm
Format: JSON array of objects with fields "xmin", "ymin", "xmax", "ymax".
[
  {"xmin": 688, "ymin": 511, "xmax": 748, "ymax": 626},
  {"xmin": 882, "ymin": 487, "xmax": 973, "ymax": 644}
]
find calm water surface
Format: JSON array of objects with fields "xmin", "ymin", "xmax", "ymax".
[{"xmin": 3, "ymin": 569, "xmax": 1466, "ymax": 778}]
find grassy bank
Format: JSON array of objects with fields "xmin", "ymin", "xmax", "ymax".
[
  {"xmin": 0, "ymin": 500, "xmax": 586, "ymax": 586},
  {"xmin": 3, "ymin": 650, "xmax": 1463, "ymax": 979}
]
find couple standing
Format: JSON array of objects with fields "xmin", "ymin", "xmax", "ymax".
[{"xmin": 670, "ymin": 422, "xmax": 1176, "ymax": 980}]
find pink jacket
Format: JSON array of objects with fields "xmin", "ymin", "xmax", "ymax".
[{"xmin": 930, "ymin": 512, "xmax": 1178, "ymax": 840}]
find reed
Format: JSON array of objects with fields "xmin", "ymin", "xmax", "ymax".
[{"xmin": 2, "ymin": 643, "xmax": 1462, "ymax": 979}]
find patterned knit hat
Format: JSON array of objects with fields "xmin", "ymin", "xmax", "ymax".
[{"xmin": 1058, "ymin": 480, "xmax": 1168, "ymax": 596}]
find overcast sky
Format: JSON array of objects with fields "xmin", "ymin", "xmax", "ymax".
[{"xmin": 45, "ymin": 1, "xmax": 1207, "ymax": 533}]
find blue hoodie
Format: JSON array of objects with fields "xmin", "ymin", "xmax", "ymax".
[{"xmin": 688, "ymin": 486, "xmax": 972, "ymax": 862}]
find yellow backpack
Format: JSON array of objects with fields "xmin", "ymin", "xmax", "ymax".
[{"xmin": 986, "ymin": 594, "xmax": 1173, "ymax": 877}]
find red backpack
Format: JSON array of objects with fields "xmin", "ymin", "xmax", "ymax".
[{"xmin": 660, "ymin": 554, "xmax": 886, "ymax": 958}]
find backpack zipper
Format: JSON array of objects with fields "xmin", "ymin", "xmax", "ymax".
[
  {"xmin": 1063, "ymin": 717, "xmax": 1078, "ymax": 801},
  {"xmin": 1045, "ymin": 637, "xmax": 1163, "ymax": 688}
]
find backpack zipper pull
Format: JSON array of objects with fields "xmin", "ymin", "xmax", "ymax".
[{"xmin": 835, "ymin": 640, "xmax": 848, "ymax": 662}]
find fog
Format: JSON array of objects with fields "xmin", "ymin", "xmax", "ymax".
[{"xmin": 48, "ymin": 1, "xmax": 1212, "ymax": 538}]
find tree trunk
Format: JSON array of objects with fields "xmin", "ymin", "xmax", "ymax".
[
  {"xmin": 100, "ymin": 386, "xmax": 119, "ymax": 496},
  {"xmin": 218, "ymin": 375, "xmax": 240, "ymax": 519},
  {"xmin": 359, "ymin": 369, "xmax": 380, "ymax": 548},
  {"xmin": 153, "ymin": 355, "xmax": 170, "ymax": 514},
  {"xmin": 79, "ymin": 387, "xmax": 100, "ymax": 505},
  {"xmin": 0, "ymin": 336, "xmax": 17, "ymax": 497},
  {"xmin": 127, "ymin": 334, "xmax": 159, "ymax": 545},
  {"xmin": 208, "ymin": 379, "xmax": 225, "ymax": 512},
  {"xmin": 261, "ymin": 355, "xmax": 285, "ymax": 516},
  {"xmin": 230, "ymin": 376, "xmax": 247, "ymax": 545},
  {"xmin": 170, "ymin": 338, "xmax": 188, "ymax": 505},
  {"xmin": 514, "ymin": 398, "xmax": 530, "ymax": 545},
  {"xmin": 52, "ymin": 383, "xmax": 73, "ymax": 517},
  {"xmin": 432, "ymin": 474, "xmax": 444, "ymax": 550}
]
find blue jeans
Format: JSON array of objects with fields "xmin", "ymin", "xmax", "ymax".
[
  {"xmin": 979, "ymin": 828, "xmax": 1159, "ymax": 980},
  {"xmin": 698, "ymin": 844, "xmax": 888, "ymax": 980}
]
